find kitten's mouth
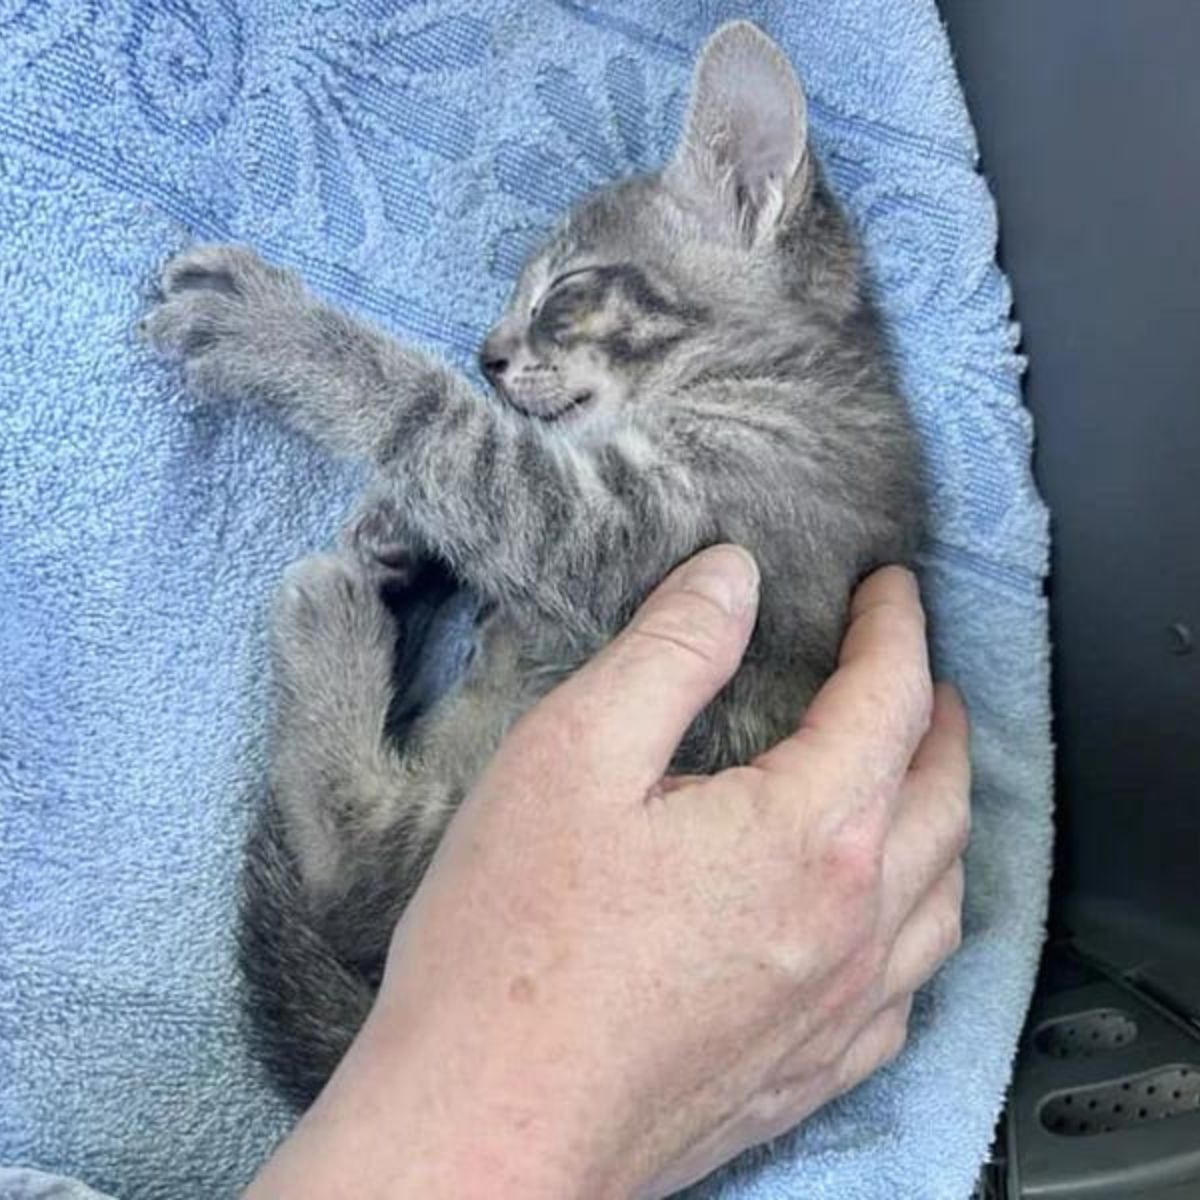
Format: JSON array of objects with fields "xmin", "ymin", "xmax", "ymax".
[{"xmin": 498, "ymin": 389, "xmax": 594, "ymax": 423}]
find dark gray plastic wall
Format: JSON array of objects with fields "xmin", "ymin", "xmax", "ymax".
[{"xmin": 935, "ymin": 0, "xmax": 1200, "ymax": 993}]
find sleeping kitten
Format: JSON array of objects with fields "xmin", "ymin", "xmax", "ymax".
[{"xmin": 142, "ymin": 21, "xmax": 923, "ymax": 1110}]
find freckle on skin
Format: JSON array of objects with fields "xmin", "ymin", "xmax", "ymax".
[{"xmin": 508, "ymin": 974, "xmax": 536, "ymax": 1003}]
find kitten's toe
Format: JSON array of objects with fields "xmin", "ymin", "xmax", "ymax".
[
  {"xmin": 140, "ymin": 245, "xmax": 302, "ymax": 399},
  {"xmin": 158, "ymin": 244, "xmax": 286, "ymax": 300},
  {"xmin": 138, "ymin": 291, "xmax": 226, "ymax": 360},
  {"xmin": 341, "ymin": 502, "xmax": 421, "ymax": 581}
]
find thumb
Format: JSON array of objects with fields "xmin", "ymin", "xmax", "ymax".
[{"xmin": 544, "ymin": 545, "xmax": 760, "ymax": 789}]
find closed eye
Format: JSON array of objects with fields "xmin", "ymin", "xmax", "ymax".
[{"xmin": 530, "ymin": 266, "xmax": 602, "ymax": 318}]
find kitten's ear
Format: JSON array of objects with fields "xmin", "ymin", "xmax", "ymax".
[{"xmin": 668, "ymin": 22, "xmax": 809, "ymax": 246}]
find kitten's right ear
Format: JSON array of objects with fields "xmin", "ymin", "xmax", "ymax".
[{"xmin": 667, "ymin": 22, "xmax": 810, "ymax": 248}]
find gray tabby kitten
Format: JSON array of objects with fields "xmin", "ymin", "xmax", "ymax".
[{"xmin": 143, "ymin": 21, "xmax": 923, "ymax": 1110}]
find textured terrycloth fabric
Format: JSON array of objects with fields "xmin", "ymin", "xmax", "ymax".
[
  {"xmin": 0, "ymin": 2, "xmax": 1052, "ymax": 1197},
  {"xmin": 0, "ymin": 1169, "xmax": 113, "ymax": 1200}
]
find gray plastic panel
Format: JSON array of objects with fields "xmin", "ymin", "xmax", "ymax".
[
  {"xmin": 935, "ymin": 5, "xmax": 1200, "ymax": 1196},
  {"xmin": 1009, "ymin": 965, "xmax": 1200, "ymax": 1197},
  {"xmin": 935, "ymin": 0, "xmax": 1200, "ymax": 978}
]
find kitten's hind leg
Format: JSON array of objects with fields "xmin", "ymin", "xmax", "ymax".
[
  {"xmin": 267, "ymin": 551, "xmax": 410, "ymax": 898},
  {"xmin": 267, "ymin": 545, "xmax": 483, "ymax": 899},
  {"xmin": 244, "ymin": 548, "xmax": 480, "ymax": 1107}
]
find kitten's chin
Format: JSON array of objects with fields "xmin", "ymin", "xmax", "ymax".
[{"xmin": 496, "ymin": 386, "xmax": 596, "ymax": 425}]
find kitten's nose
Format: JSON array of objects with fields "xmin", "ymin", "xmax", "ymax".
[{"xmin": 479, "ymin": 332, "xmax": 515, "ymax": 382}]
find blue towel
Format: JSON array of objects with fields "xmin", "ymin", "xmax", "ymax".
[{"xmin": 0, "ymin": 1, "xmax": 1052, "ymax": 1197}]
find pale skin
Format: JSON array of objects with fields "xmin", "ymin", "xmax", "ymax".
[{"xmin": 245, "ymin": 550, "xmax": 970, "ymax": 1200}]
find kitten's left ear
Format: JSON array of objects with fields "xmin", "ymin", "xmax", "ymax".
[{"xmin": 668, "ymin": 21, "xmax": 810, "ymax": 247}]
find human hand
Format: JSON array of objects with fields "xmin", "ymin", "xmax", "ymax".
[{"xmin": 246, "ymin": 548, "xmax": 969, "ymax": 1200}]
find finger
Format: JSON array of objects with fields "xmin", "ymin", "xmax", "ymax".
[
  {"xmin": 804, "ymin": 567, "xmax": 931, "ymax": 763},
  {"xmin": 879, "ymin": 684, "xmax": 971, "ymax": 932},
  {"xmin": 832, "ymin": 996, "xmax": 913, "ymax": 1096},
  {"xmin": 532, "ymin": 545, "xmax": 760, "ymax": 791},
  {"xmin": 882, "ymin": 859, "xmax": 965, "ymax": 1003},
  {"xmin": 909, "ymin": 682, "xmax": 969, "ymax": 775},
  {"xmin": 758, "ymin": 568, "xmax": 932, "ymax": 802}
]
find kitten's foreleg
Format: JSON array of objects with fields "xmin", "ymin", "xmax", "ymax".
[
  {"xmin": 144, "ymin": 245, "xmax": 703, "ymax": 634},
  {"xmin": 142, "ymin": 244, "xmax": 463, "ymax": 462}
]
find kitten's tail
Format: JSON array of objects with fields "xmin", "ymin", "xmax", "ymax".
[{"xmin": 238, "ymin": 801, "xmax": 376, "ymax": 1111}]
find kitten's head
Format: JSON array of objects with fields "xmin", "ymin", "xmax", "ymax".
[{"xmin": 481, "ymin": 21, "xmax": 855, "ymax": 434}]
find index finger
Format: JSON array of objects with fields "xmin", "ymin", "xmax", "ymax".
[{"xmin": 757, "ymin": 567, "xmax": 933, "ymax": 798}]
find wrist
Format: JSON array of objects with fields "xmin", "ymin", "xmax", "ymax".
[{"xmin": 245, "ymin": 988, "xmax": 645, "ymax": 1200}]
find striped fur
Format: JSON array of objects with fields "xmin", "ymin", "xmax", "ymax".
[{"xmin": 143, "ymin": 21, "xmax": 923, "ymax": 1108}]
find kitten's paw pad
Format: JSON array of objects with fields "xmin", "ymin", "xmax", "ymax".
[
  {"xmin": 138, "ymin": 287, "xmax": 225, "ymax": 360},
  {"xmin": 157, "ymin": 244, "xmax": 284, "ymax": 298},
  {"xmin": 139, "ymin": 245, "xmax": 301, "ymax": 395}
]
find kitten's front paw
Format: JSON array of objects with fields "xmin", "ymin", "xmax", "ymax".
[{"xmin": 139, "ymin": 244, "xmax": 303, "ymax": 400}]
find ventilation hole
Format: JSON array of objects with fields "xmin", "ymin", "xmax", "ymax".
[
  {"xmin": 1035, "ymin": 1009, "xmax": 1139, "ymax": 1059},
  {"xmin": 1042, "ymin": 1065, "xmax": 1200, "ymax": 1137}
]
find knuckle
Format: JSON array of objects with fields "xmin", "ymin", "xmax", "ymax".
[
  {"xmin": 948, "ymin": 799, "xmax": 972, "ymax": 859},
  {"xmin": 931, "ymin": 787, "xmax": 971, "ymax": 866},
  {"xmin": 628, "ymin": 593, "xmax": 735, "ymax": 675},
  {"xmin": 826, "ymin": 819, "xmax": 885, "ymax": 897},
  {"xmin": 853, "ymin": 939, "xmax": 891, "ymax": 994},
  {"xmin": 745, "ymin": 1084, "xmax": 803, "ymax": 1134},
  {"xmin": 934, "ymin": 756, "xmax": 972, "ymax": 836},
  {"xmin": 902, "ymin": 667, "xmax": 935, "ymax": 741},
  {"xmin": 932, "ymin": 894, "xmax": 964, "ymax": 961},
  {"xmin": 948, "ymin": 855, "xmax": 966, "ymax": 899},
  {"xmin": 917, "ymin": 774, "xmax": 971, "ymax": 864},
  {"xmin": 827, "ymin": 938, "xmax": 888, "ymax": 1015},
  {"xmin": 810, "ymin": 1026, "xmax": 852, "ymax": 1079}
]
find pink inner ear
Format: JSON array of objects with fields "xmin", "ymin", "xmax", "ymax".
[
  {"xmin": 676, "ymin": 23, "xmax": 808, "ymax": 232},
  {"xmin": 732, "ymin": 93, "xmax": 803, "ymax": 187}
]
